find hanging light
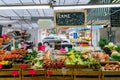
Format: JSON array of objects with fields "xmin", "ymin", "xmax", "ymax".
[
  {"xmin": 0, "ymin": 5, "xmax": 50, "ymax": 10},
  {"xmin": 54, "ymin": 4, "xmax": 120, "ymax": 10}
]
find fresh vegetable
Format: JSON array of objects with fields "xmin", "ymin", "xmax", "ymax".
[
  {"xmin": 0, "ymin": 50, "xmax": 6, "ymax": 54},
  {"xmin": 92, "ymin": 52, "xmax": 110, "ymax": 61},
  {"xmin": 103, "ymin": 47, "xmax": 112, "ymax": 55},
  {"xmin": 115, "ymin": 46, "xmax": 120, "ymax": 53},
  {"xmin": 23, "ymin": 50, "xmax": 37, "ymax": 60},
  {"xmin": 104, "ymin": 63, "xmax": 120, "ymax": 71},
  {"xmin": 32, "ymin": 60, "xmax": 43, "ymax": 68},
  {"xmin": 98, "ymin": 37, "xmax": 109, "ymax": 49}
]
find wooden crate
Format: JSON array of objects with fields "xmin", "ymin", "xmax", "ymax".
[
  {"xmin": 0, "ymin": 69, "xmax": 21, "ymax": 80},
  {"xmin": 101, "ymin": 61, "xmax": 120, "ymax": 80},
  {"xmin": 45, "ymin": 77, "xmax": 73, "ymax": 80},
  {"xmin": 22, "ymin": 69, "xmax": 46, "ymax": 80},
  {"xmin": 46, "ymin": 69, "xmax": 74, "ymax": 80},
  {"xmin": 74, "ymin": 69, "xmax": 102, "ymax": 80},
  {"xmin": 102, "ymin": 71, "xmax": 120, "ymax": 80},
  {"xmin": 12, "ymin": 64, "xmax": 31, "ymax": 69}
]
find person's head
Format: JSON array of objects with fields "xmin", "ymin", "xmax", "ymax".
[{"xmin": 38, "ymin": 42, "xmax": 42, "ymax": 46}]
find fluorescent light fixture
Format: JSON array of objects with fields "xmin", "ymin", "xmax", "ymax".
[
  {"xmin": 54, "ymin": 4, "xmax": 120, "ymax": 10},
  {"xmin": 0, "ymin": 5, "xmax": 50, "ymax": 10}
]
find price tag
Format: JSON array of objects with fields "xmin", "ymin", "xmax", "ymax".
[
  {"xmin": 0, "ymin": 64, "xmax": 3, "ymax": 69},
  {"xmin": 29, "ymin": 69, "xmax": 36, "ymax": 75},
  {"xmin": 47, "ymin": 70, "xmax": 53, "ymax": 75},
  {"xmin": 20, "ymin": 64, "xmax": 27, "ymax": 69},
  {"xmin": 23, "ymin": 44, "xmax": 27, "ymax": 49},
  {"xmin": 60, "ymin": 48, "xmax": 66, "ymax": 53},
  {"xmin": 11, "ymin": 70, "xmax": 19, "ymax": 77}
]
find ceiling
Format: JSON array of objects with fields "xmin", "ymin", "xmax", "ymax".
[{"xmin": 0, "ymin": 0, "xmax": 119, "ymax": 29}]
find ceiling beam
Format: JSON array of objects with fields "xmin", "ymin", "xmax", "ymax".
[
  {"xmin": 19, "ymin": 0, "xmax": 33, "ymax": 22},
  {"xmin": 37, "ymin": 9, "xmax": 41, "ymax": 17},
  {"xmin": 39, "ymin": 0, "xmax": 41, "ymax": 4},
  {"xmin": 32, "ymin": 0, "xmax": 41, "ymax": 17},
  {"xmin": 1, "ymin": 0, "xmax": 16, "ymax": 19},
  {"xmin": 0, "ymin": 15, "xmax": 10, "ymax": 19},
  {"xmin": 26, "ymin": 9, "xmax": 32, "ymax": 16},
  {"xmin": 12, "ymin": 10, "xmax": 32, "ymax": 27},
  {"xmin": 32, "ymin": 0, "xmax": 36, "ymax": 4},
  {"xmin": 1, "ymin": 0, "xmax": 7, "ymax": 5},
  {"xmin": 19, "ymin": 0, "xmax": 24, "ymax": 5},
  {"xmin": 59, "ymin": 0, "xmax": 60, "ymax": 5},
  {"xmin": 63, "ymin": 0, "xmax": 65, "ymax": 4},
  {"xmin": 42, "ymin": 9, "xmax": 45, "ymax": 16},
  {"xmin": 77, "ymin": 0, "xmax": 80, "ymax": 4},
  {"xmin": 18, "ymin": 0, "xmax": 33, "ymax": 28}
]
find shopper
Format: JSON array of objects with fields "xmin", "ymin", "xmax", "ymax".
[{"xmin": 38, "ymin": 42, "xmax": 45, "ymax": 51}]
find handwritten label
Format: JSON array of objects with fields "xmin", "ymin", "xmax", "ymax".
[
  {"xmin": 57, "ymin": 14, "xmax": 70, "ymax": 18},
  {"xmin": 55, "ymin": 10, "xmax": 86, "ymax": 27},
  {"xmin": 0, "ymin": 64, "xmax": 2, "ymax": 69},
  {"xmin": 47, "ymin": 70, "xmax": 53, "ymax": 75},
  {"xmin": 29, "ymin": 69, "xmax": 36, "ymax": 75},
  {"xmin": 20, "ymin": 64, "xmax": 27, "ymax": 69},
  {"xmin": 11, "ymin": 70, "xmax": 19, "ymax": 77}
]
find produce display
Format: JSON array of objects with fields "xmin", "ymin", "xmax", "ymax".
[
  {"xmin": 0, "ymin": 49, "xmax": 27, "ymax": 65},
  {"xmin": 0, "ymin": 34, "xmax": 11, "ymax": 45},
  {"xmin": 0, "ymin": 50, "xmax": 6, "ymax": 54},
  {"xmin": 0, "ymin": 60, "xmax": 10, "ymax": 65},
  {"xmin": 65, "ymin": 50, "xmax": 101, "ymax": 69},
  {"xmin": 101, "ymin": 61, "xmax": 120, "ymax": 71},
  {"xmin": 0, "ymin": 43, "xmax": 119, "ymax": 71},
  {"xmin": 104, "ymin": 63, "xmax": 120, "ymax": 71},
  {"xmin": 91, "ymin": 51, "xmax": 109, "ymax": 61},
  {"xmin": 23, "ymin": 50, "xmax": 37, "ymax": 60},
  {"xmin": 103, "ymin": 42, "xmax": 120, "ymax": 59}
]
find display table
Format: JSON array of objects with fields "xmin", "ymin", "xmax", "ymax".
[{"xmin": 0, "ymin": 66, "xmax": 120, "ymax": 80}]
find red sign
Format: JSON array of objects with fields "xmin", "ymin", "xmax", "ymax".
[
  {"xmin": 29, "ymin": 69, "xmax": 36, "ymax": 75},
  {"xmin": 60, "ymin": 48, "xmax": 66, "ymax": 53},
  {"xmin": 47, "ymin": 70, "xmax": 53, "ymax": 75},
  {"xmin": 20, "ymin": 64, "xmax": 27, "ymax": 68},
  {"xmin": 0, "ymin": 64, "xmax": 3, "ymax": 69},
  {"xmin": 11, "ymin": 70, "xmax": 19, "ymax": 77}
]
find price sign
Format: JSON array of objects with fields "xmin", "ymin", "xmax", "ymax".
[
  {"xmin": 0, "ymin": 64, "xmax": 2, "ymax": 69},
  {"xmin": 29, "ymin": 69, "xmax": 36, "ymax": 75},
  {"xmin": 11, "ymin": 70, "xmax": 19, "ymax": 77},
  {"xmin": 47, "ymin": 70, "xmax": 53, "ymax": 75},
  {"xmin": 20, "ymin": 64, "xmax": 27, "ymax": 69}
]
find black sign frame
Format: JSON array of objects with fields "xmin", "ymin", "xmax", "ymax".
[{"xmin": 54, "ymin": 10, "xmax": 87, "ymax": 28}]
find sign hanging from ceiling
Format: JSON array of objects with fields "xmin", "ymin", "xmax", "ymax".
[
  {"xmin": 110, "ymin": 7, "xmax": 120, "ymax": 27},
  {"xmin": 37, "ymin": 19, "xmax": 53, "ymax": 29},
  {"xmin": 54, "ymin": 10, "xmax": 87, "ymax": 28}
]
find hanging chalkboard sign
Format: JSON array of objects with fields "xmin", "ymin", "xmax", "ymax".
[
  {"xmin": 0, "ymin": 25, "xmax": 3, "ymax": 36},
  {"xmin": 110, "ymin": 7, "xmax": 120, "ymax": 27},
  {"xmin": 54, "ymin": 10, "xmax": 87, "ymax": 27}
]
